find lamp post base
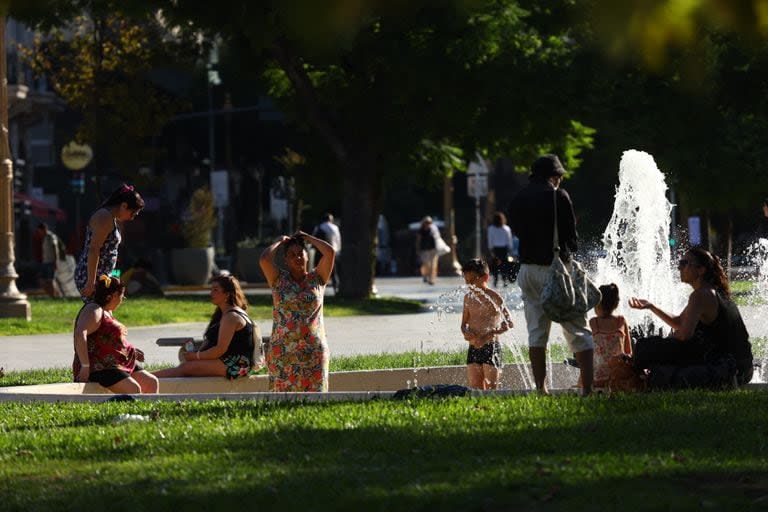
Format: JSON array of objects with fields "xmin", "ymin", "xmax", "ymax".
[{"xmin": 0, "ymin": 295, "xmax": 30, "ymax": 320}]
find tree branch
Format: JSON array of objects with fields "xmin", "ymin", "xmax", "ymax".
[{"xmin": 271, "ymin": 36, "xmax": 347, "ymax": 163}]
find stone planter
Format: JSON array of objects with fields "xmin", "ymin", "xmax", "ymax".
[
  {"xmin": 171, "ymin": 247, "xmax": 214, "ymax": 285},
  {"xmin": 236, "ymin": 247, "xmax": 268, "ymax": 283}
]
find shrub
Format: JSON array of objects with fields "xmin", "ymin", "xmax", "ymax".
[{"xmin": 181, "ymin": 186, "xmax": 216, "ymax": 248}]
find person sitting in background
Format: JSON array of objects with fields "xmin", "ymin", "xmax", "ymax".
[
  {"xmin": 73, "ymin": 275, "xmax": 158, "ymax": 394},
  {"xmin": 153, "ymin": 275, "xmax": 259, "ymax": 379},
  {"xmin": 123, "ymin": 258, "xmax": 164, "ymax": 297}
]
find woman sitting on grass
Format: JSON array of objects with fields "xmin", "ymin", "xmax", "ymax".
[
  {"xmin": 73, "ymin": 275, "xmax": 158, "ymax": 393},
  {"xmin": 629, "ymin": 247, "xmax": 753, "ymax": 386},
  {"xmin": 153, "ymin": 275, "xmax": 260, "ymax": 379}
]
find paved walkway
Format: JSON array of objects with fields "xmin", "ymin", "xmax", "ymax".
[{"xmin": 2, "ymin": 276, "xmax": 767, "ymax": 372}]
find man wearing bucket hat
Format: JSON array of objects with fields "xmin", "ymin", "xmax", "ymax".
[{"xmin": 508, "ymin": 154, "xmax": 594, "ymax": 396}]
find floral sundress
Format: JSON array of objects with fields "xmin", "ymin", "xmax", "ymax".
[
  {"xmin": 75, "ymin": 216, "xmax": 121, "ymax": 299},
  {"xmin": 592, "ymin": 315, "xmax": 628, "ymax": 386},
  {"xmin": 268, "ymin": 269, "xmax": 329, "ymax": 391}
]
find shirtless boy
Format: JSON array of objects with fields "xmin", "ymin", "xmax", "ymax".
[{"xmin": 461, "ymin": 258, "xmax": 514, "ymax": 389}]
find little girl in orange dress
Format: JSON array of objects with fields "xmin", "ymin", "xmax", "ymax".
[{"xmin": 589, "ymin": 283, "xmax": 633, "ymax": 387}]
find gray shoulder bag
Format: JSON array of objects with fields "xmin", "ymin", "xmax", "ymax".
[{"xmin": 540, "ymin": 190, "xmax": 601, "ymax": 322}]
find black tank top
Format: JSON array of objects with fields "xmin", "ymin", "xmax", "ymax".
[
  {"xmin": 204, "ymin": 309, "xmax": 255, "ymax": 360},
  {"xmin": 695, "ymin": 292, "xmax": 752, "ymax": 361}
]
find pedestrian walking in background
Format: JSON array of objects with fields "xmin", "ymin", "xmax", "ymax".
[
  {"xmin": 312, "ymin": 212, "xmax": 342, "ymax": 292},
  {"xmin": 487, "ymin": 212, "xmax": 517, "ymax": 287},
  {"xmin": 74, "ymin": 184, "xmax": 144, "ymax": 300},
  {"xmin": 509, "ymin": 154, "xmax": 594, "ymax": 396},
  {"xmin": 416, "ymin": 216, "xmax": 440, "ymax": 285}
]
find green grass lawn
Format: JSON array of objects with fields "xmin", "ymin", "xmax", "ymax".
[
  {"xmin": 0, "ymin": 294, "xmax": 424, "ymax": 336},
  {"xmin": 1, "ymin": 392, "xmax": 767, "ymax": 511}
]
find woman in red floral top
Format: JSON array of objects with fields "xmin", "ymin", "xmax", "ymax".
[{"xmin": 73, "ymin": 275, "xmax": 158, "ymax": 393}]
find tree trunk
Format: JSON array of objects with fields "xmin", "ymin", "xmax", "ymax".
[
  {"xmin": 270, "ymin": 38, "xmax": 380, "ymax": 297},
  {"xmin": 338, "ymin": 157, "xmax": 379, "ymax": 298},
  {"xmin": 726, "ymin": 213, "xmax": 733, "ymax": 281}
]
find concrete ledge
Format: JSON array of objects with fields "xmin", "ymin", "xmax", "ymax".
[
  {"xmin": 0, "ymin": 364, "xmax": 761, "ymax": 402},
  {"xmin": 0, "ymin": 363, "xmax": 575, "ymax": 398}
]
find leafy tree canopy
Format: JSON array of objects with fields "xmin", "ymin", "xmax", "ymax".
[{"xmin": 10, "ymin": 0, "xmax": 596, "ymax": 297}]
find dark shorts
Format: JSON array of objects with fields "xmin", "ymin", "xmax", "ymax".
[
  {"xmin": 467, "ymin": 341, "xmax": 502, "ymax": 368},
  {"xmin": 89, "ymin": 364, "xmax": 143, "ymax": 388},
  {"xmin": 39, "ymin": 262, "xmax": 55, "ymax": 280}
]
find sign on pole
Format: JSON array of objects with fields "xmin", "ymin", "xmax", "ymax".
[
  {"xmin": 61, "ymin": 142, "xmax": 93, "ymax": 171},
  {"xmin": 466, "ymin": 161, "xmax": 488, "ymax": 199},
  {"xmin": 210, "ymin": 170, "xmax": 230, "ymax": 208},
  {"xmin": 467, "ymin": 154, "xmax": 490, "ymax": 258}
]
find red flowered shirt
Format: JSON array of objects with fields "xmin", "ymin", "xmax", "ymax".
[{"xmin": 72, "ymin": 311, "xmax": 137, "ymax": 379}]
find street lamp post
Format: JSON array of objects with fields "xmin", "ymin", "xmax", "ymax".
[{"xmin": 0, "ymin": 17, "xmax": 30, "ymax": 319}]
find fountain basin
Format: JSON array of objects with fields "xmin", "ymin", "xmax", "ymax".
[{"xmin": 0, "ymin": 363, "xmax": 580, "ymax": 401}]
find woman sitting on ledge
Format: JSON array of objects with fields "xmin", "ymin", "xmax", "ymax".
[
  {"xmin": 73, "ymin": 275, "xmax": 158, "ymax": 393},
  {"xmin": 153, "ymin": 275, "xmax": 259, "ymax": 380},
  {"xmin": 629, "ymin": 247, "xmax": 753, "ymax": 386}
]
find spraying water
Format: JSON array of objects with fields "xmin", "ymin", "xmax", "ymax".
[{"xmin": 595, "ymin": 150, "xmax": 687, "ymax": 335}]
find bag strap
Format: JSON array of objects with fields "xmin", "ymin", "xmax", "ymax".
[
  {"xmin": 227, "ymin": 308, "xmax": 254, "ymax": 328},
  {"xmin": 551, "ymin": 189, "xmax": 560, "ymax": 253}
]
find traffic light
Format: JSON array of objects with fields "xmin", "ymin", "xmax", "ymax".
[{"xmin": 13, "ymin": 158, "xmax": 25, "ymax": 191}]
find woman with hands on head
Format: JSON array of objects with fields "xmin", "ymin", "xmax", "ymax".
[
  {"xmin": 260, "ymin": 231, "xmax": 335, "ymax": 392},
  {"xmin": 73, "ymin": 275, "xmax": 158, "ymax": 394},
  {"xmin": 153, "ymin": 275, "xmax": 259, "ymax": 379},
  {"xmin": 629, "ymin": 247, "xmax": 753, "ymax": 385},
  {"xmin": 75, "ymin": 184, "xmax": 144, "ymax": 300}
]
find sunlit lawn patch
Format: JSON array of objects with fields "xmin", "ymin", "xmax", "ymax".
[{"xmin": 0, "ymin": 295, "xmax": 424, "ymax": 336}]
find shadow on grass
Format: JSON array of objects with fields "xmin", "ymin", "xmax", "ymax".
[{"xmin": 2, "ymin": 392, "xmax": 768, "ymax": 510}]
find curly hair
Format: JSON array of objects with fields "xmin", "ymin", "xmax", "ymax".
[
  {"xmin": 687, "ymin": 247, "xmax": 731, "ymax": 298},
  {"xmin": 462, "ymin": 258, "xmax": 489, "ymax": 276}
]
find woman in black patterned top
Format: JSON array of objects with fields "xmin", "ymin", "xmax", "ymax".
[{"xmin": 74, "ymin": 184, "xmax": 144, "ymax": 300}]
